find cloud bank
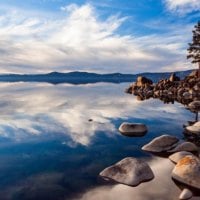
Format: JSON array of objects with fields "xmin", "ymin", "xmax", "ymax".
[
  {"xmin": 0, "ymin": 3, "xmax": 194, "ymax": 73},
  {"xmin": 165, "ymin": 0, "xmax": 200, "ymax": 14}
]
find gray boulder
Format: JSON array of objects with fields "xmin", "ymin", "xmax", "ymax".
[
  {"xmin": 168, "ymin": 142, "xmax": 198, "ymax": 153},
  {"xmin": 142, "ymin": 134, "xmax": 179, "ymax": 153},
  {"xmin": 99, "ymin": 157, "xmax": 154, "ymax": 186},
  {"xmin": 119, "ymin": 122, "xmax": 148, "ymax": 137},
  {"xmin": 188, "ymin": 101, "xmax": 200, "ymax": 112},
  {"xmin": 186, "ymin": 121, "xmax": 200, "ymax": 135}
]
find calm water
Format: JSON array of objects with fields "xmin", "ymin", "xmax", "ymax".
[{"xmin": 0, "ymin": 82, "xmax": 198, "ymax": 200}]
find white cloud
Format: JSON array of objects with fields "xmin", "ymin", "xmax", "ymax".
[
  {"xmin": 164, "ymin": 0, "xmax": 200, "ymax": 14},
  {"xmin": 0, "ymin": 4, "xmax": 194, "ymax": 73}
]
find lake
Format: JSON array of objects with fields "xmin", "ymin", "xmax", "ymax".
[{"xmin": 0, "ymin": 82, "xmax": 198, "ymax": 200}]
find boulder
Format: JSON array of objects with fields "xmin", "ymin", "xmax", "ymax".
[
  {"xmin": 188, "ymin": 101, "xmax": 200, "ymax": 112},
  {"xmin": 142, "ymin": 134, "xmax": 179, "ymax": 153},
  {"xmin": 172, "ymin": 155, "xmax": 200, "ymax": 190},
  {"xmin": 186, "ymin": 121, "xmax": 200, "ymax": 135},
  {"xmin": 169, "ymin": 151, "xmax": 194, "ymax": 164},
  {"xmin": 177, "ymin": 88, "xmax": 185, "ymax": 96},
  {"xmin": 99, "ymin": 157, "xmax": 154, "ymax": 186},
  {"xmin": 169, "ymin": 73, "xmax": 180, "ymax": 82},
  {"xmin": 182, "ymin": 92, "xmax": 191, "ymax": 99},
  {"xmin": 136, "ymin": 76, "xmax": 153, "ymax": 87},
  {"xmin": 168, "ymin": 142, "xmax": 198, "ymax": 153},
  {"xmin": 179, "ymin": 188, "xmax": 193, "ymax": 200},
  {"xmin": 119, "ymin": 122, "xmax": 148, "ymax": 137}
]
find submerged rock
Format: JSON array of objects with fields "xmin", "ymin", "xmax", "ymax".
[
  {"xmin": 169, "ymin": 151, "xmax": 194, "ymax": 164},
  {"xmin": 172, "ymin": 155, "xmax": 200, "ymax": 190},
  {"xmin": 99, "ymin": 157, "xmax": 154, "ymax": 186},
  {"xmin": 179, "ymin": 188, "xmax": 193, "ymax": 200},
  {"xmin": 119, "ymin": 122, "xmax": 148, "ymax": 137},
  {"xmin": 168, "ymin": 142, "xmax": 198, "ymax": 153},
  {"xmin": 142, "ymin": 134, "xmax": 179, "ymax": 153}
]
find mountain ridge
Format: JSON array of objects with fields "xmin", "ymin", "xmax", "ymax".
[{"xmin": 0, "ymin": 69, "xmax": 194, "ymax": 85}]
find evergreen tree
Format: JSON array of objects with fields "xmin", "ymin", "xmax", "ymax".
[{"xmin": 187, "ymin": 21, "xmax": 200, "ymax": 77}]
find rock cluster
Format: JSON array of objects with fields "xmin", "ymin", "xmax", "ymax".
[
  {"xmin": 142, "ymin": 134, "xmax": 200, "ymax": 199},
  {"xmin": 100, "ymin": 131, "xmax": 200, "ymax": 199},
  {"xmin": 126, "ymin": 70, "xmax": 200, "ymax": 105},
  {"xmin": 100, "ymin": 69, "xmax": 200, "ymax": 199}
]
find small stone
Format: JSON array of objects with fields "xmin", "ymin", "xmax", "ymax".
[
  {"xmin": 172, "ymin": 155, "xmax": 200, "ymax": 190},
  {"xmin": 119, "ymin": 122, "xmax": 148, "ymax": 137},
  {"xmin": 99, "ymin": 157, "xmax": 154, "ymax": 186},
  {"xmin": 179, "ymin": 188, "xmax": 193, "ymax": 200},
  {"xmin": 142, "ymin": 134, "xmax": 179, "ymax": 153},
  {"xmin": 169, "ymin": 151, "xmax": 194, "ymax": 164}
]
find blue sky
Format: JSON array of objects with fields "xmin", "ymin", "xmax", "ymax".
[{"xmin": 0, "ymin": 0, "xmax": 199, "ymax": 74}]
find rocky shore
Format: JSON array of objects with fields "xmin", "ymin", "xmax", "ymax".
[
  {"xmin": 99, "ymin": 69, "xmax": 200, "ymax": 200},
  {"xmin": 126, "ymin": 70, "xmax": 200, "ymax": 105}
]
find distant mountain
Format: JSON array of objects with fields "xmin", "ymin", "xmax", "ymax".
[{"xmin": 0, "ymin": 70, "xmax": 194, "ymax": 85}]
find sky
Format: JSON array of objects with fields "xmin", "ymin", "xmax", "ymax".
[{"xmin": 0, "ymin": 0, "xmax": 199, "ymax": 74}]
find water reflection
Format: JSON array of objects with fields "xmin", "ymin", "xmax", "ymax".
[
  {"xmin": 0, "ymin": 82, "xmax": 197, "ymax": 200},
  {"xmin": 0, "ymin": 82, "xmax": 193, "ymax": 145}
]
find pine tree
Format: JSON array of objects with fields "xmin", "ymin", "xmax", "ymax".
[{"xmin": 187, "ymin": 21, "xmax": 200, "ymax": 77}]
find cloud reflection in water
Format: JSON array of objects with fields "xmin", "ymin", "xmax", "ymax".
[{"xmin": 0, "ymin": 82, "xmax": 193, "ymax": 145}]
